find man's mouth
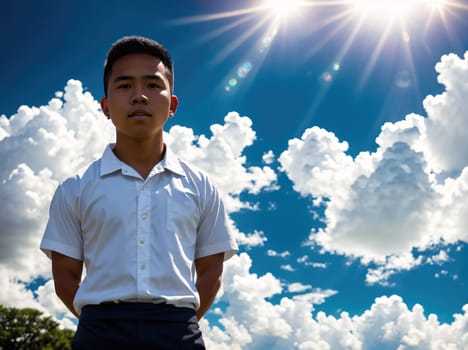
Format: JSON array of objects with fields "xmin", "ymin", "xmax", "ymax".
[{"xmin": 128, "ymin": 110, "xmax": 151, "ymax": 119}]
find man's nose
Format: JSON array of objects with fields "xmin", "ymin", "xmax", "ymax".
[{"xmin": 131, "ymin": 89, "xmax": 149, "ymax": 104}]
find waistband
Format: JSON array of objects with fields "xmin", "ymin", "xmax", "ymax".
[{"xmin": 80, "ymin": 302, "xmax": 197, "ymax": 323}]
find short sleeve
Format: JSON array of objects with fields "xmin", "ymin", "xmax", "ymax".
[
  {"xmin": 40, "ymin": 178, "xmax": 83, "ymax": 260},
  {"xmin": 195, "ymin": 176, "xmax": 238, "ymax": 261}
]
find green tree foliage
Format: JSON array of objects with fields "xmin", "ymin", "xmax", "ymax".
[{"xmin": 0, "ymin": 305, "xmax": 74, "ymax": 350}]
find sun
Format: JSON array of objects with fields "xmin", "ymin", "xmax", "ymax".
[{"xmin": 261, "ymin": 0, "xmax": 304, "ymax": 20}]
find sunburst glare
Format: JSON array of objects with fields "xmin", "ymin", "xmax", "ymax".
[{"xmin": 168, "ymin": 0, "xmax": 467, "ymax": 97}]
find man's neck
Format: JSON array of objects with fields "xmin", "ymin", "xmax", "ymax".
[{"xmin": 113, "ymin": 137, "xmax": 165, "ymax": 179}]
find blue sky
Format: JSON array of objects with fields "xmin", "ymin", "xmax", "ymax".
[{"xmin": 1, "ymin": 0, "xmax": 468, "ymax": 348}]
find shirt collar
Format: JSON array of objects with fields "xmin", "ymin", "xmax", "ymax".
[
  {"xmin": 100, "ymin": 144, "xmax": 122, "ymax": 176},
  {"xmin": 100, "ymin": 143, "xmax": 186, "ymax": 177},
  {"xmin": 160, "ymin": 146, "xmax": 186, "ymax": 177}
]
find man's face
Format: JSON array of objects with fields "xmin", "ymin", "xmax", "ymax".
[{"xmin": 101, "ymin": 53, "xmax": 178, "ymax": 142}]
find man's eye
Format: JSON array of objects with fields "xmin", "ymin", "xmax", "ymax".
[
  {"xmin": 147, "ymin": 83, "xmax": 160, "ymax": 89},
  {"xmin": 117, "ymin": 83, "xmax": 131, "ymax": 89}
]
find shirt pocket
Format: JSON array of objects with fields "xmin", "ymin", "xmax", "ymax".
[{"xmin": 166, "ymin": 189, "xmax": 199, "ymax": 242}]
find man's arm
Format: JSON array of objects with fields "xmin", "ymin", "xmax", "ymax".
[
  {"xmin": 195, "ymin": 252, "xmax": 224, "ymax": 320},
  {"xmin": 51, "ymin": 251, "xmax": 83, "ymax": 319}
]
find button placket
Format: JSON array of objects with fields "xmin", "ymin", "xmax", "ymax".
[{"xmin": 136, "ymin": 179, "xmax": 151, "ymax": 298}]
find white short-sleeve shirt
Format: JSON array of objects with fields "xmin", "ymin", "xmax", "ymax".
[{"xmin": 40, "ymin": 144, "xmax": 238, "ymax": 314}]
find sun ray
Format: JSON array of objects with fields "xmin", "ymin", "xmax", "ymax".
[
  {"xmin": 196, "ymin": 15, "xmax": 256, "ymax": 46},
  {"xmin": 305, "ymin": 10, "xmax": 355, "ymax": 59},
  {"xmin": 221, "ymin": 22, "xmax": 280, "ymax": 94},
  {"xmin": 166, "ymin": 6, "xmax": 264, "ymax": 25},
  {"xmin": 297, "ymin": 16, "xmax": 365, "ymax": 135},
  {"xmin": 447, "ymin": 0, "xmax": 468, "ymax": 10},
  {"xmin": 430, "ymin": 3, "xmax": 467, "ymax": 52},
  {"xmin": 211, "ymin": 15, "xmax": 274, "ymax": 64},
  {"xmin": 357, "ymin": 20, "xmax": 396, "ymax": 91}
]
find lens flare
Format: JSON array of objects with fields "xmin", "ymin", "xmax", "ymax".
[
  {"xmin": 223, "ymin": 25, "xmax": 278, "ymax": 94},
  {"xmin": 322, "ymin": 72, "xmax": 333, "ymax": 83},
  {"xmin": 237, "ymin": 62, "xmax": 252, "ymax": 78},
  {"xmin": 320, "ymin": 62, "xmax": 341, "ymax": 83},
  {"xmin": 402, "ymin": 31, "xmax": 411, "ymax": 42}
]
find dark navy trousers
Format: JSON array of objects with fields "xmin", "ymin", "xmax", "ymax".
[{"xmin": 72, "ymin": 302, "xmax": 206, "ymax": 350}]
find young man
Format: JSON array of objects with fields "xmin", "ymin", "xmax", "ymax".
[{"xmin": 40, "ymin": 36, "xmax": 238, "ymax": 349}]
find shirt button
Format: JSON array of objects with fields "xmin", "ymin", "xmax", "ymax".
[
  {"xmin": 139, "ymin": 238, "xmax": 145, "ymax": 245},
  {"xmin": 123, "ymin": 169, "xmax": 128, "ymax": 174},
  {"xmin": 141, "ymin": 212, "xmax": 148, "ymax": 220},
  {"xmin": 140, "ymin": 264, "xmax": 146, "ymax": 270}
]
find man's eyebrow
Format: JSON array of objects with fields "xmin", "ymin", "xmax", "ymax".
[
  {"xmin": 144, "ymin": 74, "xmax": 166, "ymax": 82},
  {"xmin": 112, "ymin": 75, "xmax": 133, "ymax": 83},
  {"xmin": 112, "ymin": 75, "xmax": 165, "ymax": 83}
]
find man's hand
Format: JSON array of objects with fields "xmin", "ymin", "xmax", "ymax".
[
  {"xmin": 195, "ymin": 253, "xmax": 224, "ymax": 320},
  {"xmin": 51, "ymin": 251, "xmax": 83, "ymax": 319}
]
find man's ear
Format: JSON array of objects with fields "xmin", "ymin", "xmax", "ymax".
[
  {"xmin": 100, "ymin": 97, "xmax": 110, "ymax": 118},
  {"xmin": 170, "ymin": 95, "xmax": 179, "ymax": 116}
]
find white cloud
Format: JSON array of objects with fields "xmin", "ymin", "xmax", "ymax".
[
  {"xmin": 278, "ymin": 126, "xmax": 359, "ymax": 206},
  {"xmin": 165, "ymin": 112, "xmax": 278, "ymax": 212},
  {"xmin": 281, "ymin": 264, "xmax": 295, "ymax": 272},
  {"xmin": 0, "ymin": 266, "xmax": 41, "ymax": 310},
  {"xmin": 232, "ymin": 226, "xmax": 267, "ymax": 248},
  {"xmin": 365, "ymin": 253, "xmax": 424, "ymax": 286},
  {"xmin": 209, "ymin": 253, "xmax": 338, "ymax": 348},
  {"xmin": 262, "ymin": 150, "xmax": 275, "ymax": 164},
  {"xmin": 279, "ymin": 51, "xmax": 468, "ymax": 285},
  {"xmin": 424, "ymin": 52, "xmax": 468, "ymax": 173},
  {"xmin": 427, "ymin": 250, "xmax": 450, "ymax": 265},
  {"xmin": 297, "ymin": 255, "xmax": 328, "ymax": 268},
  {"xmin": 287, "ymin": 282, "xmax": 312, "ymax": 293},
  {"xmin": 348, "ymin": 295, "xmax": 468, "ymax": 350},
  {"xmin": 0, "ymin": 80, "xmax": 114, "ymax": 281},
  {"xmin": 267, "ymin": 249, "xmax": 291, "ymax": 258},
  {"xmin": 205, "ymin": 256, "xmax": 467, "ymax": 349}
]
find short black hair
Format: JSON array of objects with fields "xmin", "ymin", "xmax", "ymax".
[{"xmin": 103, "ymin": 36, "xmax": 174, "ymax": 96}]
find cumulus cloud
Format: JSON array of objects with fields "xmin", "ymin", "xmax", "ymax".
[
  {"xmin": 204, "ymin": 253, "xmax": 338, "ymax": 349},
  {"xmin": 279, "ymin": 51, "xmax": 468, "ymax": 285},
  {"xmin": 424, "ymin": 53, "xmax": 468, "ymax": 173},
  {"xmin": 0, "ymin": 81, "xmax": 114, "ymax": 281},
  {"xmin": 204, "ymin": 255, "xmax": 467, "ymax": 349},
  {"xmin": 165, "ymin": 112, "xmax": 278, "ymax": 212}
]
